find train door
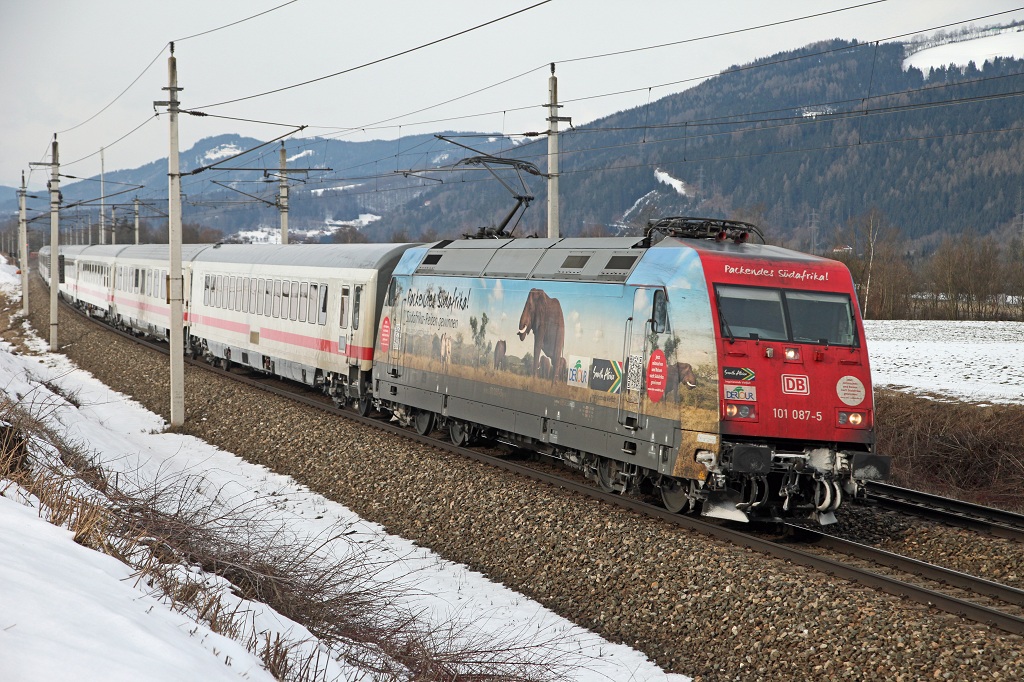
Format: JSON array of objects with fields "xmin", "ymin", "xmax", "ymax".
[
  {"xmin": 618, "ymin": 288, "xmax": 651, "ymax": 430},
  {"xmin": 341, "ymin": 284, "xmax": 365, "ymax": 369},
  {"xmin": 384, "ymin": 277, "xmax": 405, "ymax": 375},
  {"xmin": 335, "ymin": 284, "xmax": 352, "ymax": 365},
  {"xmin": 619, "ymin": 287, "xmax": 661, "ymax": 430}
]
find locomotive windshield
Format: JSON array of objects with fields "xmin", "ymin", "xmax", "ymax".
[{"xmin": 715, "ymin": 285, "xmax": 857, "ymax": 346}]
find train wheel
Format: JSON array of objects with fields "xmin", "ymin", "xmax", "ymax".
[
  {"xmin": 413, "ymin": 410, "xmax": 435, "ymax": 436},
  {"xmin": 660, "ymin": 478, "xmax": 690, "ymax": 513},
  {"xmin": 357, "ymin": 395, "xmax": 373, "ymax": 417},
  {"xmin": 449, "ymin": 421, "xmax": 470, "ymax": 447},
  {"xmin": 597, "ymin": 457, "xmax": 622, "ymax": 493}
]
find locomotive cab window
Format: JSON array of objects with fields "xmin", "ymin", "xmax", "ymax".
[
  {"xmin": 652, "ymin": 290, "xmax": 669, "ymax": 334},
  {"xmin": 714, "ymin": 284, "xmax": 857, "ymax": 347},
  {"xmin": 715, "ymin": 286, "xmax": 787, "ymax": 341},
  {"xmin": 787, "ymin": 291, "xmax": 856, "ymax": 346}
]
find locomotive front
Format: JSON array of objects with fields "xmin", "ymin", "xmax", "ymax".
[{"xmin": 688, "ymin": 232, "xmax": 890, "ymax": 524}]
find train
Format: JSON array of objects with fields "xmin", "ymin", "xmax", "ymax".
[{"xmin": 39, "ymin": 217, "xmax": 890, "ymax": 525}]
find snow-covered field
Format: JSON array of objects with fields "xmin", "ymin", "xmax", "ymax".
[
  {"xmin": 903, "ymin": 26, "xmax": 1024, "ymax": 74},
  {"xmin": 864, "ymin": 319, "xmax": 1024, "ymax": 405}
]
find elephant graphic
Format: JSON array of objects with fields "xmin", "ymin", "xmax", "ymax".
[{"xmin": 518, "ymin": 288, "xmax": 564, "ymax": 381}]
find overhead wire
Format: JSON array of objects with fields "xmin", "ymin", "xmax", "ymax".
[
  {"xmin": 174, "ymin": 0, "xmax": 300, "ymax": 42},
  {"xmin": 191, "ymin": 0, "xmax": 555, "ymax": 110}
]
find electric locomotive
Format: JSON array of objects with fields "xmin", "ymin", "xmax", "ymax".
[{"xmin": 373, "ymin": 218, "xmax": 889, "ymax": 524}]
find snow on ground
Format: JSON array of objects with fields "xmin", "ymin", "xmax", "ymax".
[
  {"xmin": 4, "ymin": 248, "xmax": 1023, "ymax": 680},
  {"xmin": 903, "ymin": 26, "xmax": 1024, "ymax": 74},
  {"xmin": 653, "ymin": 169, "xmax": 687, "ymax": 196},
  {"xmin": 864, "ymin": 319, "xmax": 1024, "ymax": 405},
  {"xmin": 0, "ymin": 260, "xmax": 689, "ymax": 681}
]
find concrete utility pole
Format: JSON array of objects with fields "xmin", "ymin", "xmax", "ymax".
[
  {"xmin": 99, "ymin": 147, "xmax": 105, "ymax": 245},
  {"xmin": 110, "ymin": 206, "xmax": 118, "ymax": 245},
  {"xmin": 47, "ymin": 137, "xmax": 60, "ymax": 349},
  {"xmin": 279, "ymin": 142, "xmax": 289, "ymax": 244},
  {"xmin": 18, "ymin": 171, "xmax": 29, "ymax": 316},
  {"xmin": 546, "ymin": 64, "xmax": 572, "ymax": 239},
  {"xmin": 134, "ymin": 197, "xmax": 140, "ymax": 244},
  {"xmin": 31, "ymin": 138, "xmax": 61, "ymax": 348},
  {"xmin": 155, "ymin": 43, "xmax": 185, "ymax": 426},
  {"xmin": 547, "ymin": 64, "xmax": 560, "ymax": 239}
]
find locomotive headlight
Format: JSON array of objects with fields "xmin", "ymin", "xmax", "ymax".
[
  {"xmin": 838, "ymin": 411, "xmax": 865, "ymax": 427},
  {"xmin": 784, "ymin": 347, "xmax": 801, "ymax": 361},
  {"xmin": 725, "ymin": 403, "xmax": 756, "ymax": 420}
]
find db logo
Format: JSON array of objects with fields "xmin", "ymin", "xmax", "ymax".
[{"xmin": 782, "ymin": 374, "xmax": 810, "ymax": 395}]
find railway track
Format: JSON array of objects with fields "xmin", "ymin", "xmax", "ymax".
[
  {"xmin": 66, "ymin": 297, "xmax": 1024, "ymax": 637},
  {"xmin": 867, "ymin": 481, "xmax": 1024, "ymax": 543}
]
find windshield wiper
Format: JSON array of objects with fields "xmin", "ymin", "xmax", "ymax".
[{"xmin": 716, "ymin": 297, "xmax": 736, "ymax": 343}]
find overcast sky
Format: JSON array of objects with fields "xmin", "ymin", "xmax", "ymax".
[{"xmin": 4, "ymin": 0, "xmax": 1023, "ymax": 191}]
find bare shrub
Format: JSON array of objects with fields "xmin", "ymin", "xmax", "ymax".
[
  {"xmin": 0, "ymin": 393, "xmax": 574, "ymax": 681},
  {"xmin": 876, "ymin": 388, "xmax": 1024, "ymax": 511}
]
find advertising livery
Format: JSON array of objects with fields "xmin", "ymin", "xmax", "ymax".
[{"xmin": 374, "ymin": 219, "xmax": 890, "ymax": 524}]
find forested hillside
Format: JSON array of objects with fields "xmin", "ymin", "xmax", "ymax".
[{"xmin": 371, "ymin": 37, "xmax": 1024, "ymax": 249}]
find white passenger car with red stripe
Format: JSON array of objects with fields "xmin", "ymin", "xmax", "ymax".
[
  {"xmin": 187, "ymin": 243, "xmax": 417, "ymax": 408},
  {"xmin": 43, "ymin": 245, "xmax": 119, "ymax": 319},
  {"xmin": 110, "ymin": 245, "xmax": 211, "ymax": 339}
]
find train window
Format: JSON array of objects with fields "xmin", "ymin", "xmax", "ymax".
[
  {"xmin": 264, "ymin": 279, "xmax": 273, "ymax": 316},
  {"xmin": 605, "ymin": 255, "xmax": 638, "ymax": 271},
  {"xmin": 273, "ymin": 280, "xmax": 282, "ymax": 318},
  {"xmin": 308, "ymin": 283, "xmax": 319, "ymax": 323},
  {"xmin": 560, "ymin": 254, "xmax": 590, "ymax": 270},
  {"xmin": 235, "ymin": 277, "xmax": 244, "ymax": 311},
  {"xmin": 318, "ymin": 284, "xmax": 328, "ymax": 325},
  {"xmin": 299, "ymin": 283, "xmax": 308, "ymax": 322},
  {"xmin": 249, "ymin": 278, "xmax": 258, "ymax": 313},
  {"xmin": 386, "ymin": 278, "xmax": 397, "ymax": 306},
  {"xmin": 339, "ymin": 286, "xmax": 349, "ymax": 328},
  {"xmin": 289, "ymin": 282, "xmax": 299, "ymax": 320},
  {"xmin": 203, "ymin": 275, "xmax": 210, "ymax": 305},
  {"xmin": 161, "ymin": 270, "xmax": 167, "ymax": 302},
  {"xmin": 652, "ymin": 290, "xmax": 669, "ymax": 334},
  {"xmin": 134, "ymin": 268, "xmax": 141, "ymax": 294},
  {"xmin": 280, "ymin": 280, "xmax": 290, "ymax": 318},
  {"xmin": 352, "ymin": 285, "xmax": 362, "ymax": 330},
  {"xmin": 786, "ymin": 291, "xmax": 857, "ymax": 346},
  {"xmin": 715, "ymin": 285, "xmax": 787, "ymax": 341},
  {"xmin": 241, "ymin": 278, "xmax": 249, "ymax": 313},
  {"xmin": 256, "ymin": 279, "xmax": 265, "ymax": 315}
]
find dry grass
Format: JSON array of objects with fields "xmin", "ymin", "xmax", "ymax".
[
  {"xmin": 875, "ymin": 388, "xmax": 1024, "ymax": 512},
  {"xmin": 0, "ymin": 393, "xmax": 575, "ymax": 682}
]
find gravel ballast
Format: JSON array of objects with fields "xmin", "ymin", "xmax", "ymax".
[{"xmin": 15, "ymin": 278, "xmax": 1024, "ymax": 681}]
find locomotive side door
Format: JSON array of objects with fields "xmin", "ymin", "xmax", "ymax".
[
  {"xmin": 619, "ymin": 286, "xmax": 659, "ymax": 430},
  {"xmin": 384, "ymin": 277, "xmax": 405, "ymax": 375}
]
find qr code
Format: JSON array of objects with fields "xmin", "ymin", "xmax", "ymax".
[{"xmin": 626, "ymin": 353, "xmax": 644, "ymax": 392}]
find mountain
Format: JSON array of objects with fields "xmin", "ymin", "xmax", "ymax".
[{"xmin": 5, "ymin": 24, "xmax": 1023, "ymax": 251}]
